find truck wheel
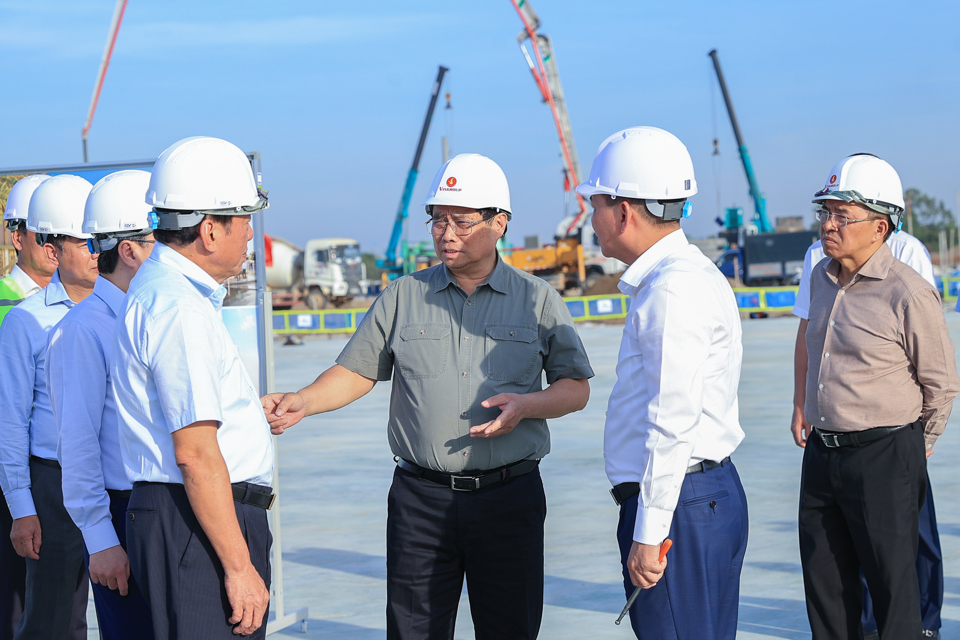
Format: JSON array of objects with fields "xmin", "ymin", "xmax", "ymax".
[{"xmin": 306, "ymin": 290, "xmax": 327, "ymax": 310}]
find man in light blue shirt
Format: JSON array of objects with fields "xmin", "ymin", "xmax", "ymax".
[
  {"xmin": 112, "ymin": 137, "xmax": 274, "ymax": 639},
  {"xmin": 47, "ymin": 170, "xmax": 157, "ymax": 639},
  {"xmin": 0, "ymin": 174, "xmax": 99, "ymax": 639}
]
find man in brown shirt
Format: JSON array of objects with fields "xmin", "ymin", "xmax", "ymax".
[{"xmin": 799, "ymin": 153, "xmax": 959, "ymax": 640}]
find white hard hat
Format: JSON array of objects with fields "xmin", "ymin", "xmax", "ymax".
[
  {"xmin": 84, "ymin": 170, "xmax": 157, "ymax": 253},
  {"xmin": 576, "ymin": 126, "xmax": 697, "ymax": 221},
  {"xmin": 421, "ymin": 153, "xmax": 512, "ymax": 219},
  {"xmin": 812, "ymin": 154, "xmax": 905, "ymax": 228},
  {"xmin": 4, "ymin": 175, "xmax": 51, "ymax": 229},
  {"xmin": 147, "ymin": 136, "xmax": 268, "ymax": 230},
  {"xmin": 28, "ymin": 174, "xmax": 93, "ymax": 241}
]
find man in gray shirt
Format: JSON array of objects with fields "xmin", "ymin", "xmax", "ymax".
[{"xmin": 263, "ymin": 153, "xmax": 593, "ymax": 640}]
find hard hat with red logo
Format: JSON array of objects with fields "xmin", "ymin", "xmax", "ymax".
[
  {"xmin": 421, "ymin": 153, "xmax": 512, "ymax": 219},
  {"xmin": 812, "ymin": 153, "xmax": 905, "ymax": 229}
]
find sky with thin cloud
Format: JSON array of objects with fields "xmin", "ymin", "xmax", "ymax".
[{"xmin": 1, "ymin": 0, "xmax": 958, "ymax": 253}]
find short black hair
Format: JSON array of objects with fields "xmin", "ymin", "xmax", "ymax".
[
  {"xmin": 97, "ymin": 235, "xmax": 153, "ymax": 275},
  {"xmin": 603, "ymin": 195, "xmax": 678, "ymax": 228},
  {"xmin": 153, "ymin": 214, "xmax": 230, "ymax": 246}
]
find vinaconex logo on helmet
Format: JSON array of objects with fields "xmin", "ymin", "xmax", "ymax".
[
  {"xmin": 829, "ymin": 175, "xmax": 838, "ymax": 185},
  {"xmin": 439, "ymin": 176, "xmax": 462, "ymax": 193}
]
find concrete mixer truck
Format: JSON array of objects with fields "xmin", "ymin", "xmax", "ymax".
[{"xmin": 265, "ymin": 235, "xmax": 368, "ymax": 309}]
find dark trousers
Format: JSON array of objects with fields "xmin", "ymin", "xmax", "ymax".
[
  {"xmin": 16, "ymin": 458, "xmax": 88, "ymax": 640},
  {"xmin": 616, "ymin": 460, "xmax": 749, "ymax": 640},
  {"xmin": 861, "ymin": 468, "xmax": 943, "ymax": 633},
  {"xmin": 0, "ymin": 500, "xmax": 25, "ymax": 640},
  {"xmin": 84, "ymin": 493, "xmax": 153, "ymax": 640},
  {"xmin": 799, "ymin": 423, "xmax": 926, "ymax": 640},
  {"xmin": 386, "ymin": 465, "xmax": 547, "ymax": 640},
  {"xmin": 125, "ymin": 482, "xmax": 272, "ymax": 640}
]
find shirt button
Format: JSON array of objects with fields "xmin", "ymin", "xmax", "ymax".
[
  {"xmin": 420, "ymin": 330, "xmax": 425, "ymax": 335},
  {"xmin": 824, "ymin": 353, "xmax": 830, "ymax": 358},
  {"xmin": 509, "ymin": 331, "xmax": 515, "ymax": 336},
  {"xmin": 829, "ymin": 320, "xmax": 835, "ymax": 326},
  {"xmin": 462, "ymin": 372, "xmax": 468, "ymax": 377},
  {"xmin": 818, "ymin": 384, "xmax": 824, "ymax": 389},
  {"xmin": 840, "ymin": 291, "xmax": 845, "ymax": 296},
  {"xmin": 464, "ymin": 337, "xmax": 469, "ymax": 341},
  {"xmin": 461, "ymin": 411, "xmax": 467, "ymax": 418},
  {"xmin": 820, "ymin": 417, "xmax": 825, "ymax": 422},
  {"xmin": 467, "ymin": 300, "xmax": 473, "ymax": 305}
]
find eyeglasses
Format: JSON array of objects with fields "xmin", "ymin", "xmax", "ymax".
[
  {"xmin": 815, "ymin": 208, "xmax": 879, "ymax": 228},
  {"xmin": 87, "ymin": 236, "xmax": 155, "ymax": 254},
  {"xmin": 425, "ymin": 217, "xmax": 488, "ymax": 237}
]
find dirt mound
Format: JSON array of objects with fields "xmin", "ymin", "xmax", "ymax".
[{"xmin": 583, "ymin": 272, "xmax": 624, "ymax": 296}]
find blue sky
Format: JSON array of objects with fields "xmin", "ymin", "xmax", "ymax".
[{"xmin": 1, "ymin": 0, "xmax": 958, "ymax": 253}]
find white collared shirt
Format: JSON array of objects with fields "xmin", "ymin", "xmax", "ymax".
[
  {"xmin": 0, "ymin": 271, "xmax": 77, "ymax": 518},
  {"xmin": 47, "ymin": 277, "xmax": 128, "ymax": 554},
  {"xmin": 604, "ymin": 229, "xmax": 745, "ymax": 545},
  {"xmin": 8, "ymin": 265, "xmax": 44, "ymax": 298},
  {"xmin": 112, "ymin": 243, "xmax": 273, "ymax": 486},
  {"xmin": 793, "ymin": 231, "xmax": 934, "ymax": 320}
]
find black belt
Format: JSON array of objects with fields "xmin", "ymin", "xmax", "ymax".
[
  {"xmin": 815, "ymin": 420, "xmax": 918, "ymax": 448},
  {"xmin": 397, "ymin": 458, "xmax": 539, "ymax": 492},
  {"xmin": 231, "ymin": 483, "xmax": 275, "ymax": 510},
  {"xmin": 133, "ymin": 481, "xmax": 275, "ymax": 510},
  {"xmin": 609, "ymin": 456, "xmax": 732, "ymax": 506},
  {"xmin": 107, "ymin": 489, "xmax": 132, "ymax": 499},
  {"xmin": 29, "ymin": 455, "xmax": 60, "ymax": 469}
]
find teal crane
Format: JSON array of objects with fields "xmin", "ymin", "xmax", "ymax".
[
  {"xmin": 709, "ymin": 49, "xmax": 773, "ymax": 234},
  {"xmin": 378, "ymin": 65, "xmax": 448, "ymax": 278}
]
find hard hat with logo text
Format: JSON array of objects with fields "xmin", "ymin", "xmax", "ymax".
[
  {"xmin": 84, "ymin": 170, "xmax": 158, "ymax": 253},
  {"xmin": 4, "ymin": 175, "xmax": 51, "ymax": 230},
  {"xmin": 422, "ymin": 153, "xmax": 512, "ymax": 219},
  {"xmin": 812, "ymin": 153, "xmax": 904, "ymax": 229},
  {"xmin": 147, "ymin": 136, "xmax": 268, "ymax": 230},
  {"xmin": 577, "ymin": 126, "xmax": 697, "ymax": 221},
  {"xmin": 28, "ymin": 174, "xmax": 93, "ymax": 243}
]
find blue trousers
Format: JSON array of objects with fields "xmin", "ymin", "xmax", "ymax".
[
  {"xmin": 616, "ymin": 460, "xmax": 749, "ymax": 640},
  {"xmin": 84, "ymin": 493, "xmax": 153, "ymax": 640},
  {"xmin": 861, "ymin": 468, "xmax": 942, "ymax": 632}
]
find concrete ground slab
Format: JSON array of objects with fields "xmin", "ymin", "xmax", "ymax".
[{"xmin": 87, "ymin": 311, "xmax": 960, "ymax": 639}]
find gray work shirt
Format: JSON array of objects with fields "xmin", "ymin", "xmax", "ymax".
[{"xmin": 337, "ymin": 258, "xmax": 594, "ymax": 473}]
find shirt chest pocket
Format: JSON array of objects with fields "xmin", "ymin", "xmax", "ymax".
[
  {"xmin": 484, "ymin": 325, "xmax": 540, "ymax": 384},
  {"xmin": 397, "ymin": 324, "xmax": 450, "ymax": 380}
]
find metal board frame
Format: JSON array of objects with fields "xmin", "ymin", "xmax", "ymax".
[{"xmin": 0, "ymin": 155, "xmax": 307, "ymax": 634}]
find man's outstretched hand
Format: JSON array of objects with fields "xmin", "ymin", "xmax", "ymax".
[{"xmin": 261, "ymin": 392, "xmax": 306, "ymax": 435}]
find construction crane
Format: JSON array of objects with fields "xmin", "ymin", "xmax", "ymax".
[
  {"xmin": 378, "ymin": 66, "xmax": 448, "ymax": 279},
  {"xmin": 511, "ymin": 0, "xmax": 588, "ymax": 237},
  {"xmin": 708, "ymin": 49, "xmax": 773, "ymax": 234}
]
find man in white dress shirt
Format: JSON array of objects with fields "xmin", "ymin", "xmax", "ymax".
[
  {"xmin": 47, "ymin": 170, "xmax": 157, "ymax": 639},
  {"xmin": 576, "ymin": 126, "xmax": 748, "ymax": 640},
  {"xmin": 112, "ymin": 137, "xmax": 274, "ymax": 639}
]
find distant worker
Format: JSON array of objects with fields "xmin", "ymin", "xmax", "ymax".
[
  {"xmin": 263, "ymin": 153, "xmax": 593, "ymax": 640},
  {"xmin": 0, "ymin": 175, "xmax": 58, "ymax": 640},
  {"xmin": 791, "ymin": 157, "xmax": 943, "ymax": 640},
  {"xmin": 111, "ymin": 137, "xmax": 274, "ymax": 639},
  {"xmin": 576, "ymin": 126, "xmax": 749, "ymax": 640},
  {"xmin": 797, "ymin": 153, "xmax": 958, "ymax": 639},
  {"xmin": 47, "ymin": 170, "xmax": 157, "ymax": 640},
  {"xmin": 0, "ymin": 174, "xmax": 98, "ymax": 640}
]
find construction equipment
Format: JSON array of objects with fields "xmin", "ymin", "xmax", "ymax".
[
  {"xmin": 82, "ymin": 0, "xmax": 129, "ymax": 162},
  {"xmin": 265, "ymin": 235, "xmax": 368, "ymax": 310},
  {"xmin": 378, "ymin": 66, "xmax": 448, "ymax": 280},
  {"xmin": 709, "ymin": 49, "xmax": 773, "ymax": 235},
  {"xmin": 505, "ymin": 0, "xmax": 623, "ymax": 293},
  {"xmin": 512, "ymin": 0, "xmax": 587, "ymax": 236}
]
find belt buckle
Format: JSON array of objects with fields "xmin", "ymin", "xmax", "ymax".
[
  {"xmin": 820, "ymin": 432, "xmax": 841, "ymax": 448},
  {"xmin": 609, "ymin": 487, "xmax": 622, "ymax": 506},
  {"xmin": 265, "ymin": 493, "xmax": 276, "ymax": 510},
  {"xmin": 451, "ymin": 475, "xmax": 481, "ymax": 491}
]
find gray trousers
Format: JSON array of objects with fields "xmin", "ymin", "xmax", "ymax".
[{"xmin": 15, "ymin": 458, "xmax": 88, "ymax": 640}]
